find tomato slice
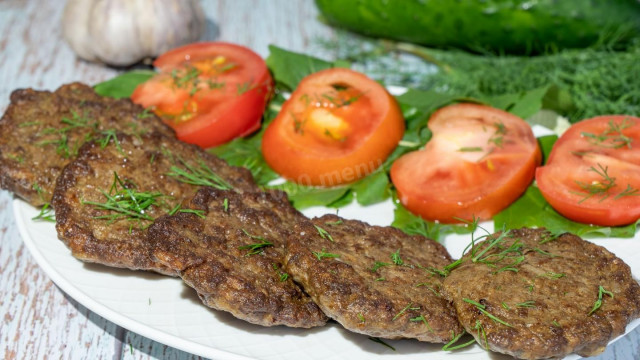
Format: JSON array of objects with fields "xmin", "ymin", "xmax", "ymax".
[
  {"xmin": 390, "ymin": 103, "xmax": 541, "ymax": 223},
  {"xmin": 536, "ymin": 115, "xmax": 640, "ymax": 226},
  {"xmin": 131, "ymin": 42, "xmax": 272, "ymax": 148},
  {"xmin": 261, "ymin": 68, "xmax": 405, "ymax": 186}
]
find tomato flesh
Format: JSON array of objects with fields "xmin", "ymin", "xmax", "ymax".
[
  {"xmin": 390, "ymin": 103, "xmax": 541, "ymax": 223},
  {"xmin": 536, "ymin": 115, "xmax": 640, "ymax": 226},
  {"xmin": 131, "ymin": 42, "xmax": 272, "ymax": 148},
  {"xmin": 262, "ymin": 68, "xmax": 405, "ymax": 186}
]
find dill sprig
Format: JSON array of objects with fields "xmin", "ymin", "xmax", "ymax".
[
  {"xmin": 167, "ymin": 157, "xmax": 233, "ymax": 190},
  {"xmin": 83, "ymin": 172, "xmax": 163, "ymax": 225},
  {"xmin": 312, "ymin": 249, "xmax": 341, "ymax": 260},
  {"xmin": 410, "ymin": 315, "xmax": 433, "ymax": 332},
  {"xmin": 589, "ymin": 285, "xmax": 614, "ymax": 316},
  {"xmin": 463, "ymin": 298, "xmax": 512, "ymax": 327},
  {"xmin": 391, "ymin": 249, "xmax": 404, "ymax": 265},
  {"xmin": 238, "ymin": 230, "xmax": 273, "ymax": 256},
  {"xmin": 368, "ymin": 337, "xmax": 396, "ymax": 351},
  {"xmin": 32, "ymin": 202, "xmax": 55, "ymax": 222},
  {"xmin": 442, "ymin": 330, "xmax": 475, "ymax": 351},
  {"xmin": 582, "ymin": 118, "xmax": 635, "ymax": 149},
  {"xmin": 314, "ymin": 225, "xmax": 334, "ymax": 242},
  {"xmin": 392, "ymin": 303, "xmax": 420, "ymax": 321}
]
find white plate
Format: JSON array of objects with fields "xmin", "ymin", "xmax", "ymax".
[{"xmin": 14, "ymin": 197, "xmax": 640, "ymax": 360}]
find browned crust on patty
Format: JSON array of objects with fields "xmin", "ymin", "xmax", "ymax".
[
  {"xmin": 52, "ymin": 131, "xmax": 257, "ymax": 275},
  {"xmin": 148, "ymin": 187, "xmax": 328, "ymax": 328},
  {"xmin": 0, "ymin": 82, "xmax": 174, "ymax": 206},
  {"xmin": 283, "ymin": 214, "xmax": 463, "ymax": 342},
  {"xmin": 441, "ymin": 227, "xmax": 640, "ymax": 359}
]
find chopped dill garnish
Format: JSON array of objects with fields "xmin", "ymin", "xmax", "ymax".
[
  {"xmin": 238, "ymin": 231, "xmax": 273, "ymax": 256},
  {"xmin": 375, "ymin": 277, "xmax": 385, "ymax": 281},
  {"xmin": 415, "ymin": 283, "xmax": 441, "ymax": 297},
  {"xmin": 167, "ymin": 157, "xmax": 233, "ymax": 190},
  {"xmin": 371, "ymin": 261, "xmax": 390, "ymax": 272},
  {"xmin": 589, "ymin": 285, "xmax": 614, "ymax": 316},
  {"xmin": 410, "ymin": 315, "xmax": 433, "ymax": 332},
  {"xmin": 98, "ymin": 129, "xmax": 123, "ymax": 153},
  {"xmin": 82, "ymin": 172, "xmax": 163, "ymax": 226},
  {"xmin": 581, "ymin": 118, "xmax": 634, "ymax": 149},
  {"xmin": 32, "ymin": 202, "xmax": 55, "ymax": 222},
  {"xmin": 442, "ymin": 330, "xmax": 475, "ymax": 351},
  {"xmin": 312, "ymin": 249, "xmax": 341, "ymax": 260},
  {"xmin": 368, "ymin": 337, "xmax": 395, "ymax": 351},
  {"xmin": 515, "ymin": 300, "xmax": 536, "ymax": 308},
  {"xmin": 314, "ymin": 224, "xmax": 334, "ymax": 242},
  {"xmin": 223, "ymin": 198, "xmax": 229, "ymax": 212},
  {"xmin": 391, "ymin": 249, "xmax": 404, "ymax": 265},
  {"xmin": 538, "ymin": 272, "xmax": 566, "ymax": 279},
  {"xmin": 178, "ymin": 209, "xmax": 205, "ymax": 218},
  {"xmin": 357, "ymin": 313, "xmax": 365, "ymax": 323},
  {"xmin": 458, "ymin": 146, "xmax": 483, "ymax": 152},
  {"xmin": 574, "ymin": 163, "xmax": 617, "ymax": 203},
  {"xmin": 325, "ymin": 219, "xmax": 343, "ymax": 226},
  {"xmin": 168, "ymin": 203, "xmax": 181, "ymax": 216},
  {"xmin": 463, "ymin": 298, "xmax": 512, "ymax": 327},
  {"xmin": 392, "ymin": 303, "xmax": 420, "ymax": 321}
]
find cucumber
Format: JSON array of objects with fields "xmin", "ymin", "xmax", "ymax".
[{"xmin": 315, "ymin": 0, "xmax": 640, "ymax": 54}]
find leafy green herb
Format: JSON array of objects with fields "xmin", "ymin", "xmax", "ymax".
[
  {"xmin": 371, "ymin": 261, "xmax": 390, "ymax": 272},
  {"xmin": 582, "ymin": 118, "xmax": 634, "ymax": 149},
  {"xmin": 239, "ymin": 230, "xmax": 273, "ymax": 256},
  {"xmin": 442, "ymin": 330, "xmax": 475, "ymax": 351},
  {"xmin": 357, "ymin": 313, "xmax": 365, "ymax": 323},
  {"xmin": 368, "ymin": 337, "xmax": 396, "ymax": 351},
  {"xmin": 458, "ymin": 147, "xmax": 483, "ymax": 152},
  {"xmin": 538, "ymin": 272, "xmax": 565, "ymax": 279},
  {"xmin": 391, "ymin": 249, "xmax": 404, "ymax": 265},
  {"xmin": 392, "ymin": 303, "xmax": 420, "ymax": 321},
  {"xmin": 178, "ymin": 209, "xmax": 205, "ymax": 218},
  {"xmin": 32, "ymin": 202, "xmax": 55, "ymax": 222},
  {"xmin": 410, "ymin": 315, "xmax": 433, "ymax": 331},
  {"xmin": 463, "ymin": 298, "xmax": 512, "ymax": 327},
  {"xmin": 223, "ymin": 198, "xmax": 229, "ymax": 212},
  {"xmin": 515, "ymin": 301, "xmax": 536, "ymax": 308},
  {"xmin": 589, "ymin": 286, "xmax": 614, "ymax": 315},
  {"xmin": 83, "ymin": 172, "xmax": 163, "ymax": 226},
  {"xmin": 167, "ymin": 158, "xmax": 232, "ymax": 190},
  {"xmin": 312, "ymin": 249, "xmax": 340, "ymax": 260},
  {"xmin": 574, "ymin": 164, "xmax": 618, "ymax": 203},
  {"xmin": 314, "ymin": 225, "xmax": 334, "ymax": 242}
]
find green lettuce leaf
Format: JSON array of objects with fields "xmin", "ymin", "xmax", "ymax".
[
  {"xmin": 93, "ymin": 70, "xmax": 155, "ymax": 98},
  {"xmin": 494, "ymin": 186, "xmax": 639, "ymax": 238}
]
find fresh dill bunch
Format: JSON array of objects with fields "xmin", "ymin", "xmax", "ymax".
[{"xmin": 313, "ymin": 32, "xmax": 640, "ymax": 123}]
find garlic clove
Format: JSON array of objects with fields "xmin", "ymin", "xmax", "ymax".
[{"xmin": 62, "ymin": 0, "xmax": 205, "ymax": 67}]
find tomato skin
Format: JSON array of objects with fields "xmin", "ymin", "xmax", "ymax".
[
  {"xmin": 131, "ymin": 42, "xmax": 272, "ymax": 148},
  {"xmin": 262, "ymin": 68, "xmax": 405, "ymax": 186},
  {"xmin": 536, "ymin": 115, "xmax": 640, "ymax": 226},
  {"xmin": 390, "ymin": 103, "xmax": 541, "ymax": 224}
]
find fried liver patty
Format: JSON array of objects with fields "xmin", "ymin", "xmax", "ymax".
[
  {"xmin": 0, "ymin": 82, "xmax": 174, "ymax": 206},
  {"xmin": 148, "ymin": 187, "xmax": 328, "ymax": 328},
  {"xmin": 52, "ymin": 132, "xmax": 257, "ymax": 275},
  {"xmin": 284, "ymin": 214, "xmax": 463, "ymax": 342},
  {"xmin": 442, "ymin": 227, "xmax": 640, "ymax": 359}
]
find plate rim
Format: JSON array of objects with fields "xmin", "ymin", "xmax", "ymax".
[{"xmin": 13, "ymin": 198, "xmax": 256, "ymax": 360}]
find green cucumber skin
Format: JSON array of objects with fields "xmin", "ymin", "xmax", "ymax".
[{"xmin": 315, "ymin": 0, "xmax": 640, "ymax": 54}]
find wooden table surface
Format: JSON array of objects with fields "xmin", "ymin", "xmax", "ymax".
[{"xmin": 0, "ymin": 1, "xmax": 638, "ymax": 359}]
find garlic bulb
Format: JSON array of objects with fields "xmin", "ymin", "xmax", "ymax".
[{"xmin": 62, "ymin": 0, "xmax": 205, "ymax": 66}]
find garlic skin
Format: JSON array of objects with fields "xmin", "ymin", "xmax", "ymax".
[{"xmin": 62, "ymin": 0, "xmax": 205, "ymax": 67}]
